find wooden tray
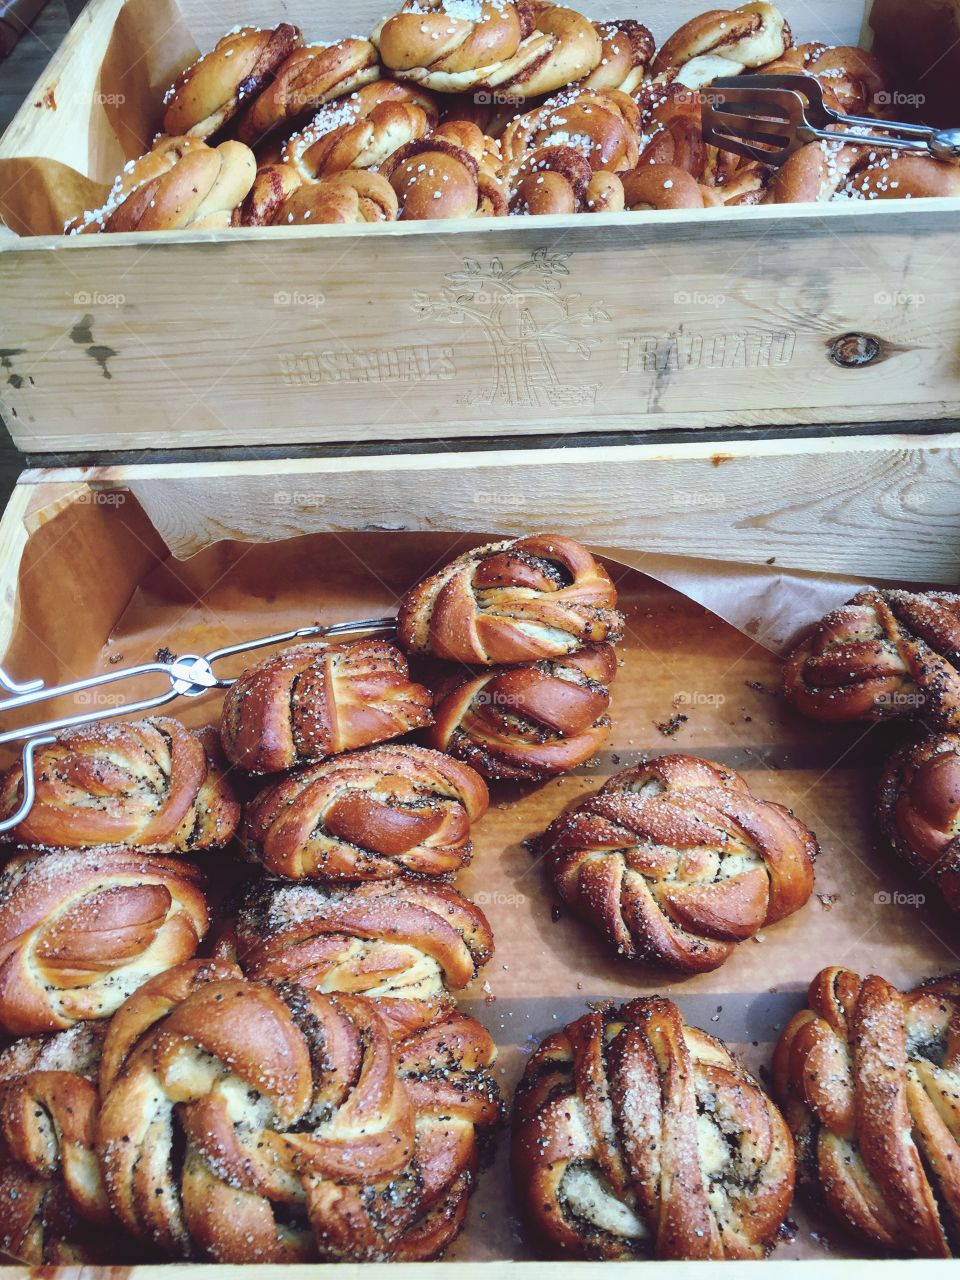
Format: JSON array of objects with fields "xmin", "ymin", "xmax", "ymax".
[
  {"xmin": 1, "ymin": 0, "xmax": 959, "ymax": 453},
  {"xmin": 0, "ymin": 435, "xmax": 959, "ymax": 1275}
]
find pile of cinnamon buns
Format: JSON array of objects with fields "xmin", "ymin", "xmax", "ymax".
[
  {"xmin": 66, "ymin": 1, "xmax": 960, "ymax": 234},
  {"xmin": 0, "ymin": 535, "xmax": 957, "ymax": 1263}
]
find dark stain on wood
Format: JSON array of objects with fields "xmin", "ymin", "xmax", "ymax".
[
  {"xmin": 33, "ymin": 82, "xmax": 57, "ymax": 110},
  {"xmin": 69, "ymin": 315, "xmax": 117, "ymax": 380},
  {"xmin": 0, "ymin": 348, "xmax": 26, "ymax": 390},
  {"xmin": 826, "ymin": 332, "xmax": 910, "ymax": 368}
]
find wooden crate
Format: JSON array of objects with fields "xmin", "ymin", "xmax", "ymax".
[
  {"xmin": 0, "ymin": 433, "xmax": 958, "ymax": 1275},
  {"xmin": 1, "ymin": 0, "xmax": 959, "ymax": 452}
]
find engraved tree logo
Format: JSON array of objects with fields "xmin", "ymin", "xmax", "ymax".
[{"xmin": 411, "ymin": 248, "xmax": 611, "ymax": 408}]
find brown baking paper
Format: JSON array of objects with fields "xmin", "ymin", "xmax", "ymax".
[
  {"xmin": 0, "ymin": 0, "xmax": 925, "ymax": 236},
  {"xmin": 2, "ymin": 516, "xmax": 954, "ymax": 1262}
]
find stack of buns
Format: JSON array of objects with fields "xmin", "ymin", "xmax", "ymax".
[
  {"xmin": 66, "ymin": 2, "xmax": 959, "ymax": 235},
  {"xmin": 0, "ymin": 532, "xmax": 626, "ymax": 1263},
  {"xmin": 0, "ymin": 538, "xmax": 955, "ymax": 1261}
]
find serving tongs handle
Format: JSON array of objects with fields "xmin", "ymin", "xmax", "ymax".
[
  {"xmin": 710, "ymin": 74, "xmax": 960, "ymax": 163},
  {"xmin": 0, "ymin": 660, "xmax": 199, "ymax": 744},
  {"xmin": 0, "ymin": 736, "xmax": 57, "ymax": 833},
  {"xmin": 0, "ymin": 615, "xmax": 400, "ymax": 830}
]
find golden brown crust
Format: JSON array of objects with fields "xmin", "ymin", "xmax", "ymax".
[
  {"xmin": 0, "ymin": 849, "xmax": 209, "ymax": 1034},
  {"xmin": 241, "ymin": 743, "xmax": 488, "ymax": 880},
  {"xmin": 766, "ymin": 140, "xmax": 960, "ymax": 205},
  {"xmin": 513, "ymin": 995, "xmax": 795, "ymax": 1259},
  {"xmin": 541, "ymin": 754, "xmax": 817, "ymax": 972},
  {"xmin": 97, "ymin": 977, "xmax": 500, "ymax": 1261},
  {"xmin": 581, "ymin": 20, "xmax": 655, "ymax": 94},
  {"xmin": 622, "ymin": 163, "xmax": 709, "ymax": 210},
  {"xmin": 783, "ymin": 589, "xmax": 960, "ymax": 729},
  {"xmin": 374, "ymin": 0, "xmax": 529, "ymax": 89},
  {"xmin": 99, "ymin": 958, "xmax": 242, "ymax": 1098},
  {"xmin": 374, "ymin": 1, "xmax": 601, "ymax": 99},
  {"xmin": 877, "ymin": 733, "xmax": 960, "ymax": 913},
  {"xmin": 652, "ymin": 3, "xmax": 790, "ymax": 77},
  {"xmin": 763, "ymin": 139, "xmax": 872, "ymax": 204},
  {"xmin": 162, "ymin": 25, "xmax": 303, "ymax": 138},
  {"xmin": 220, "ymin": 637, "xmax": 432, "ymax": 774},
  {"xmin": 756, "ymin": 41, "xmax": 890, "ymax": 116},
  {"xmin": 397, "ymin": 534, "xmax": 622, "ymax": 664},
  {"xmin": 313, "ymin": 78, "xmax": 441, "ymax": 130},
  {"xmin": 0, "ymin": 1022, "xmax": 114, "ymax": 1263},
  {"xmin": 428, "ymin": 644, "xmax": 617, "ymax": 780},
  {"xmin": 288, "ymin": 101, "xmax": 432, "ymax": 177},
  {"xmin": 0, "ymin": 718, "xmax": 240, "ymax": 852},
  {"xmin": 433, "ymin": 118, "xmax": 504, "ymax": 178},
  {"xmin": 506, "ymin": 146, "xmax": 590, "ymax": 213},
  {"xmin": 65, "ymin": 137, "xmax": 257, "ymax": 234},
  {"xmin": 228, "ymin": 878, "xmax": 493, "ymax": 1032},
  {"xmin": 245, "ymin": 167, "xmax": 399, "ymax": 225},
  {"xmin": 262, "ymin": 80, "xmax": 441, "ymax": 206},
  {"xmin": 236, "ymin": 38, "xmax": 381, "ymax": 145},
  {"xmin": 847, "ymin": 152, "xmax": 960, "ymax": 201},
  {"xmin": 501, "ymin": 87, "xmax": 640, "ymax": 173},
  {"xmin": 381, "ymin": 127, "xmax": 507, "ymax": 219},
  {"xmin": 636, "ymin": 81, "xmax": 768, "ymax": 200},
  {"xmin": 636, "ymin": 81, "xmax": 711, "ymax": 175},
  {"xmin": 772, "ymin": 966, "xmax": 960, "ymax": 1256}
]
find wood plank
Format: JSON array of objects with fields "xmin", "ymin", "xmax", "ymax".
[
  {"xmin": 3, "ymin": 197, "xmax": 960, "ymax": 451},
  {"xmin": 32, "ymin": 433, "xmax": 960, "ymax": 579},
  {"xmin": 36, "ymin": 1254, "xmax": 873, "ymax": 1276},
  {"xmin": 1, "ymin": 0, "xmax": 951, "ymax": 453}
]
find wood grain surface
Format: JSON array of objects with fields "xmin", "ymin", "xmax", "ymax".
[
  {"xmin": 18, "ymin": 434, "xmax": 959, "ymax": 579},
  {"xmin": 2, "ymin": 0, "xmax": 959, "ymax": 452}
]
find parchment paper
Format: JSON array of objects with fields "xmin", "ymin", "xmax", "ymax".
[{"xmin": 24, "ymin": 527, "xmax": 952, "ymax": 1264}]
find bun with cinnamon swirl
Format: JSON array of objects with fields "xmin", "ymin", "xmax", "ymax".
[
  {"xmin": 242, "ymin": 743, "xmax": 488, "ymax": 880},
  {"xmin": 220, "ymin": 637, "xmax": 432, "ymax": 774},
  {"xmin": 0, "ymin": 849, "xmax": 209, "ymax": 1034},
  {"xmin": 97, "ymin": 972, "xmax": 500, "ymax": 1260},
  {"xmin": 774, "ymin": 966, "xmax": 960, "ymax": 1256},
  {"xmin": 0, "ymin": 718, "xmax": 239, "ymax": 853},
  {"xmin": 398, "ymin": 534, "xmax": 623, "ymax": 665},
  {"xmin": 514, "ymin": 995, "xmax": 795, "ymax": 1258}
]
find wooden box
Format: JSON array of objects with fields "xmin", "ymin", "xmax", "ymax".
[
  {"xmin": 0, "ymin": 431, "xmax": 958, "ymax": 1275},
  {"xmin": 1, "ymin": 0, "xmax": 960, "ymax": 453}
]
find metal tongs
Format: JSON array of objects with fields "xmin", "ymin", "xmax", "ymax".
[
  {"xmin": 0, "ymin": 615, "xmax": 396, "ymax": 833},
  {"xmin": 702, "ymin": 73, "xmax": 960, "ymax": 166}
]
